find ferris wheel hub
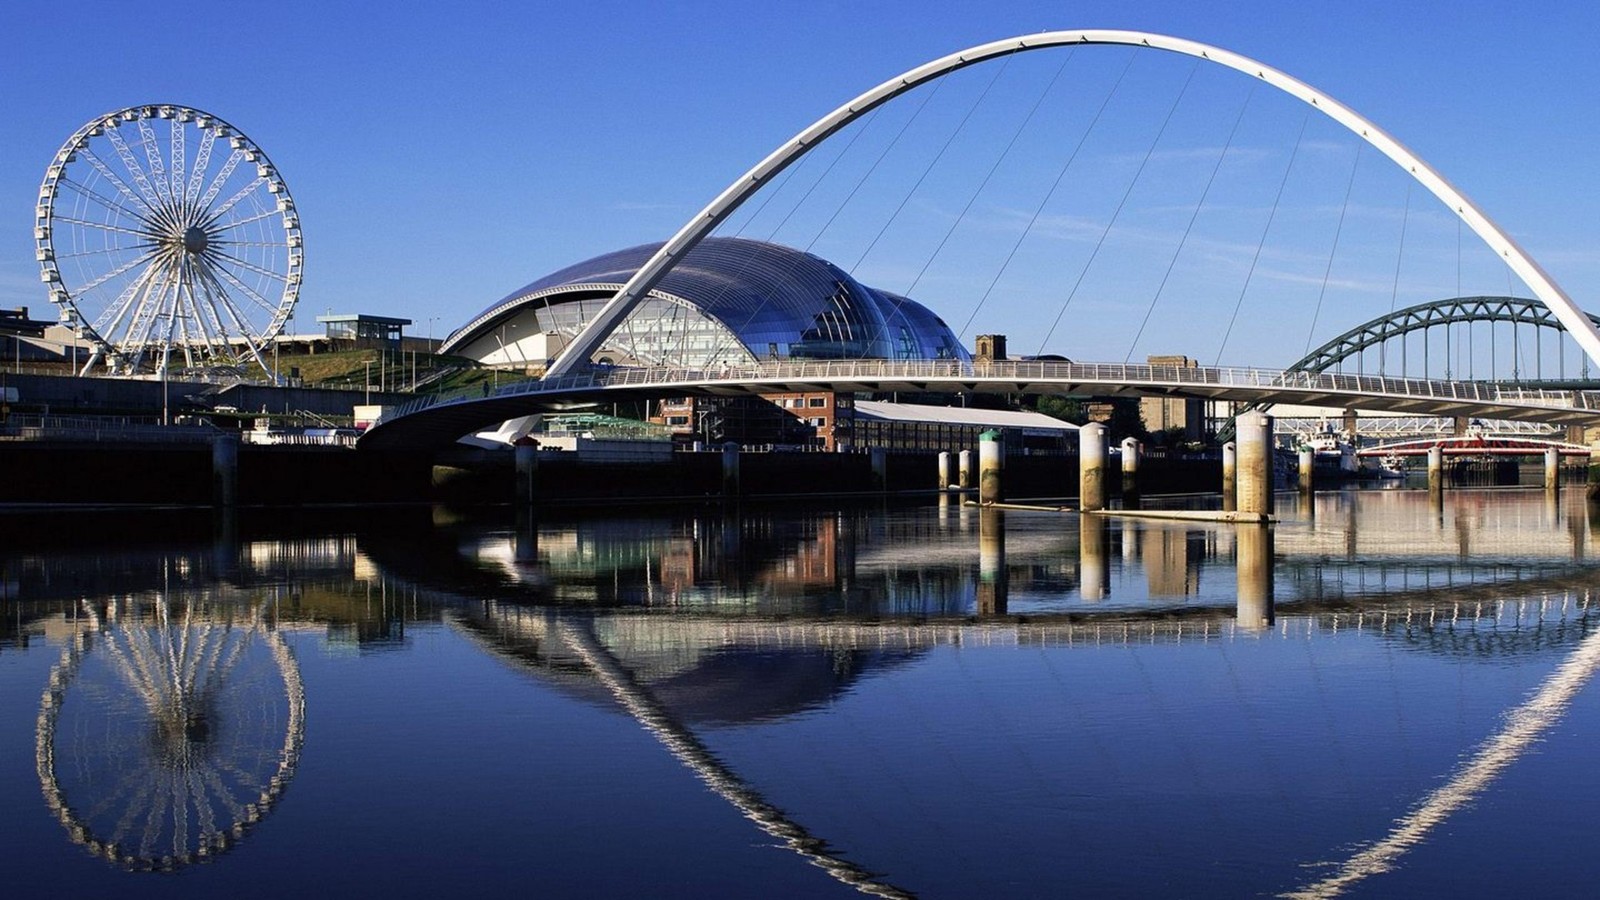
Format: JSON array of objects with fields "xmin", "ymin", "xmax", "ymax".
[{"xmin": 181, "ymin": 225, "xmax": 209, "ymax": 254}]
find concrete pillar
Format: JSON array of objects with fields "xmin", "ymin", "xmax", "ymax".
[
  {"xmin": 721, "ymin": 441, "xmax": 741, "ymax": 497},
  {"xmin": 1298, "ymin": 446, "xmax": 1315, "ymax": 493},
  {"xmin": 1588, "ymin": 451, "xmax": 1600, "ymax": 507},
  {"xmin": 1427, "ymin": 445, "xmax": 1444, "ymax": 493},
  {"xmin": 211, "ymin": 434, "xmax": 239, "ymax": 507},
  {"xmin": 1545, "ymin": 447, "xmax": 1561, "ymax": 492},
  {"xmin": 1120, "ymin": 437, "xmax": 1140, "ymax": 495},
  {"xmin": 1222, "ymin": 441, "xmax": 1237, "ymax": 511},
  {"xmin": 514, "ymin": 441, "xmax": 538, "ymax": 509},
  {"xmin": 1343, "ymin": 408, "xmax": 1358, "ymax": 442},
  {"xmin": 1079, "ymin": 515, "xmax": 1110, "ymax": 601},
  {"xmin": 1235, "ymin": 524, "xmax": 1274, "ymax": 631},
  {"xmin": 1452, "ymin": 416, "xmax": 1470, "ymax": 436},
  {"xmin": 938, "ymin": 450, "xmax": 953, "ymax": 490},
  {"xmin": 870, "ymin": 446, "xmax": 888, "ymax": 492},
  {"xmin": 978, "ymin": 430, "xmax": 1003, "ymax": 503},
  {"xmin": 1235, "ymin": 412, "xmax": 1273, "ymax": 516},
  {"xmin": 958, "ymin": 449, "xmax": 972, "ymax": 490},
  {"xmin": 1079, "ymin": 422, "xmax": 1108, "ymax": 511},
  {"xmin": 978, "ymin": 506, "xmax": 1007, "ymax": 615}
]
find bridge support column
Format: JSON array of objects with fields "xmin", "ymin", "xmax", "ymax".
[
  {"xmin": 978, "ymin": 506, "xmax": 1007, "ymax": 615},
  {"xmin": 1236, "ymin": 412, "xmax": 1273, "ymax": 516},
  {"xmin": 1298, "ymin": 446, "xmax": 1315, "ymax": 493},
  {"xmin": 958, "ymin": 450, "xmax": 972, "ymax": 490},
  {"xmin": 1120, "ymin": 437, "xmax": 1140, "ymax": 496},
  {"xmin": 1453, "ymin": 416, "xmax": 1470, "ymax": 436},
  {"xmin": 871, "ymin": 446, "xmax": 889, "ymax": 492},
  {"xmin": 722, "ymin": 441, "xmax": 741, "ymax": 497},
  {"xmin": 1222, "ymin": 441, "xmax": 1237, "ymax": 510},
  {"xmin": 514, "ymin": 441, "xmax": 539, "ymax": 509},
  {"xmin": 1079, "ymin": 422, "xmax": 1108, "ymax": 511},
  {"xmin": 1427, "ymin": 445, "xmax": 1445, "ymax": 493},
  {"xmin": 938, "ymin": 451, "xmax": 952, "ymax": 490},
  {"xmin": 1588, "ymin": 451, "xmax": 1600, "ymax": 506},
  {"xmin": 1545, "ymin": 447, "xmax": 1561, "ymax": 493},
  {"xmin": 1235, "ymin": 524, "xmax": 1274, "ymax": 632},
  {"xmin": 1079, "ymin": 515, "xmax": 1110, "ymax": 601},
  {"xmin": 212, "ymin": 434, "xmax": 239, "ymax": 508},
  {"xmin": 978, "ymin": 430, "xmax": 1002, "ymax": 503}
]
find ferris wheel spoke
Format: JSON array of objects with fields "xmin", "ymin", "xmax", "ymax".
[
  {"xmin": 135, "ymin": 118, "xmax": 176, "ymax": 211},
  {"xmin": 211, "ymin": 207, "xmax": 283, "ymax": 233},
  {"xmin": 74, "ymin": 245, "xmax": 161, "ymax": 297},
  {"xmin": 55, "ymin": 244, "xmax": 153, "ymax": 261},
  {"xmin": 195, "ymin": 149, "xmax": 246, "ymax": 211},
  {"xmin": 202, "ymin": 177, "xmax": 267, "ymax": 224},
  {"xmin": 185, "ymin": 127, "xmax": 217, "ymax": 208},
  {"xmin": 51, "ymin": 214, "xmax": 160, "ymax": 241},
  {"xmin": 178, "ymin": 262, "xmax": 225, "ymax": 359},
  {"xmin": 76, "ymin": 151, "xmax": 157, "ymax": 219},
  {"xmin": 169, "ymin": 118, "xmax": 186, "ymax": 208},
  {"xmin": 205, "ymin": 259, "xmax": 287, "ymax": 317},
  {"xmin": 206, "ymin": 247, "xmax": 288, "ymax": 284},
  {"xmin": 58, "ymin": 175, "xmax": 156, "ymax": 228},
  {"xmin": 104, "ymin": 127, "xmax": 165, "ymax": 210}
]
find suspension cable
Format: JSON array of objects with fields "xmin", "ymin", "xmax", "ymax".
[
  {"xmin": 957, "ymin": 48, "xmax": 1139, "ymax": 342},
  {"xmin": 1124, "ymin": 80, "xmax": 1257, "ymax": 362},
  {"xmin": 1303, "ymin": 143, "xmax": 1364, "ymax": 357},
  {"xmin": 1214, "ymin": 111, "xmax": 1311, "ymax": 366},
  {"xmin": 1037, "ymin": 57, "xmax": 1203, "ymax": 355}
]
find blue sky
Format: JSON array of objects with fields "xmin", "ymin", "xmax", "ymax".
[{"xmin": 2, "ymin": 0, "xmax": 1597, "ymax": 367}]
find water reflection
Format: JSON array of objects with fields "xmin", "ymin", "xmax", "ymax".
[{"xmin": 3, "ymin": 489, "xmax": 1600, "ymax": 894}]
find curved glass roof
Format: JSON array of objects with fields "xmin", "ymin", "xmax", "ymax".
[{"xmin": 444, "ymin": 238, "xmax": 971, "ymax": 364}]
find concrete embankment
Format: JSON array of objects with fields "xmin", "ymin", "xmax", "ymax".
[{"xmin": 0, "ymin": 442, "xmax": 1220, "ymax": 507}]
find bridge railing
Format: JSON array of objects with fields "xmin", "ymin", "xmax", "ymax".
[{"xmin": 371, "ymin": 359, "xmax": 1600, "ymax": 428}]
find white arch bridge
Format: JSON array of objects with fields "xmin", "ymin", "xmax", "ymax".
[{"xmin": 358, "ymin": 358, "xmax": 1600, "ymax": 451}]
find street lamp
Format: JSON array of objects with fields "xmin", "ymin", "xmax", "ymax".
[{"xmin": 364, "ymin": 360, "xmax": 373, "ymax": 405}]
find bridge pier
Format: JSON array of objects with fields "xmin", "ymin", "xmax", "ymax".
[
  {"xmin": 938, "ymin": 451, "xmax": 952, "ymax": 490},
  {"xmin": 1298, "ymin": 446, "xmax": 1315, "ymax": 494},
  {"xmin": 1079, "ymin": 422, "xmax": 1108, "ymax": 511},
  {"xmin": 978, "ymin": 506, "xmax": 1007, "ymax": 615},
  {"xmin": 978, "ymin": 431, "xmax": 1002, "ymax": 503},
  {"xmin": 514, "ymin": 441, "xmax": 539, "ymax": 509},
  {"xmin": 1079, "ymin": 515, "xmax": 1110, "ymax": 601},
  {"xmin": 1236, "ymin": 412, "xmax": 1273, "ymax": 516},
  {"xmin": 212, "ymin": 434, "xmax": 239, "ymax": 508},
  {"xmin": 722, "ymin": 441, "xmax": 741, "ymax": 497},
  {"xmin": 958, "ymin": 450, "xmax": 972, "ymax": 490},
  {"xmin": 870, "ymin": 446, "xmax": 888, "ymax": 493},
  {"xmin": 1545, "ymin": 447, "xmax": 1561, "ymax": 493},
  {"xmin": 1222, "ymin": 441, "xmax": 1237, "ymax": 510},
  {"xmin": 1235, "ymin": 523, "xmax": 1275, "ymax": 631}
]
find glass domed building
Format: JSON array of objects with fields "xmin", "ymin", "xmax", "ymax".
[{"xmin": 440, "ymin": 237, "xmax": 970, "ymax": 368}]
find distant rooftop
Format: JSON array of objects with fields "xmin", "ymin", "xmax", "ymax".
[{"xmin": 853, "ymin": 400, "xmax": 1078, "ymax": 435}]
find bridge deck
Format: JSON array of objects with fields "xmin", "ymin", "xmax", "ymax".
[{"xmin": 361, "ymin": 360, "xmax": 1600, "ymax": 451}]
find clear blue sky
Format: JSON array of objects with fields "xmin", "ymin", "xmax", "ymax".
[{"xmin": 2, "ymin": 0, "xmax": 1596, "ymax": 366}]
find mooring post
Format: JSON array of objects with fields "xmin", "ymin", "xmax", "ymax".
[
  {"xmin": 938, "ymin": 450, "xmax": 953, "ymax": 490},
  {"xmin": 1120, "ymin": 437, "xmax": 1140, "ymax": 495},
  {"xmin": 722, "ymin": 441, "xmax": 741, "ymax": 497},
  {"xmin": 978, "ymin": 506, "xmax": 1007, "ymax": 615},
  {"xmin": 212, "ymin": 434, "xmax": 239, "ymax": 508},
  {"xmin": 1222, "ymin": 440, "xmax": 1237, "ymax": 511},
  {"xmin": 1298, "ymin": 446, "xmax": 1315, "ymax": 494},
  {"xmin": 978, "ymin": 430, "xmax": 1002, "ymax": 503},
  {"xmin": 958, "ymin": 449, "xmax": 972, "ymax": 490},
  {"xmin": 1545, "ymin": 447, "xmax": 1561, "ymax": 493},
  {"xmin": 1427, "ymin": 445, "xmax": 1444, "ymax": 493},
  {"xmin": 1235, "ymin": 412, "xmax": 1273, "ymax": 516},
  {"xmin": 1079, "ymin": 422, "xmax": 1108, "ymax": 511}
]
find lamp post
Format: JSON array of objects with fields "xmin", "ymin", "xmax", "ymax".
[{"xmin": 364, "ymin": 360, "xmax": 373, "ymax": 405}]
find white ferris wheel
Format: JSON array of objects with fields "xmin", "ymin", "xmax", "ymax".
[{"xmin": 35, "ymin": 105, "xmax": 302, "ymax": 377}]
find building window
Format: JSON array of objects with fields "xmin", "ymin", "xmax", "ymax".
[{"xmin": 807, "ymin": 397, "xmax": 826, "ymax": 408}]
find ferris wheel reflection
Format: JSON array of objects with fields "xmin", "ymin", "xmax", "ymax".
[{"xmin": 35, "ymin": 593, "xmax": 305, "ymax": 872}]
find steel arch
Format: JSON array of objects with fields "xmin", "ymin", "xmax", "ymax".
[
  {"xmin": 1290, "ymin": 295, "xmax": 1600, "ymax": 374},
  {"xmin": 544, "ymin": 29, "xmax": 1600, "ymax": 378}
]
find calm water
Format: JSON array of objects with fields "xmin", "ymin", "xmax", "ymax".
[{"xmin": 3, "ymin": 488, "xmax": 1600, "ymax": 897}]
